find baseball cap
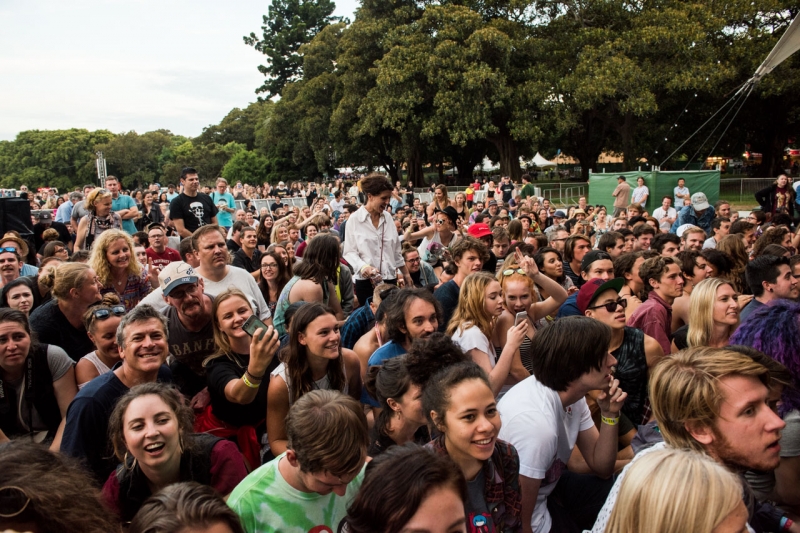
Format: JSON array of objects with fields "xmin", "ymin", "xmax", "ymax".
[
  {"xmin": 159, "ymin": 261, "xmax": 199, "ymax": 296},
  {"xmin": 580, "ymin": 250, "xmax": 612, "ymax": 273},
  {"xmin": 691, "ymin": 192, "xmax": 710, "ymax": 211},
  {"xmin": 36, "ymin": 211, "xmax": 52, "ymax": 221},
  {"xmin": 577, "ymin": 277, "xmax": 625, "ymax": 314},
  {"xmin": 468, "ymin": 223, "xmax": 492, "ymax": 239},
  {"xmin": 488, "ymin": 200, "xmax": 498, "ymax": 207},
  {"xmin": 554, "ymin": 210, "xmax": 567, "ymax": 218}
]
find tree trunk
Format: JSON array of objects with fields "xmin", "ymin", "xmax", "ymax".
[
  {"xmin": 488, "ymin": 130, "xmax": 521, "ymax": 180},
  {"xmin": 406, "ymin": 146, "xmax": 424, "ymax": 186},
  {"xmin": 620, "ymin": 111, "xmax": 636, "ymax": 171}
]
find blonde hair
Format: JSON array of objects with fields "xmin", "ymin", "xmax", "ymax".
[
  {"xmin": 89, "ymin": 229, "xmax": 142, "ymax": 285},
  {"xmin": 271, "ymin": 223, "xmax": 288, "ymax": 244},
  {"xmin": 85, "ymin": 188, "xmax": 112, "ymax": 213},
  {"xmin": 205, "ymin": 288, "xmax": 253, "ymax": 366},
  {"xmin": 446, "ymin": 272, "xmax": 498, "ymax": 339},
  {"xmin": 687, "ymin": 278, "xmax": 737, "ymax": 347},
  {"xmin": 649, "ymin": 346, "xmax": 769, "ymax": 453},
  {"xmin": 604, "ymin": 448, "xmax": 742, "ymax": 533},
  {"xmin": 38, "ymin": 262, "xmax": 93, "ymax": 300}
]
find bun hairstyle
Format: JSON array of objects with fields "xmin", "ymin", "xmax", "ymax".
[{"xmin": 38, "ymin": 262, "xmax": 92, "ymax": 300}]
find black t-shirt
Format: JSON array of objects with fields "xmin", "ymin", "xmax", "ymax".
[
  {"xmin": 306, "ymin": 190, "xmax": 318, "ymax": 207},
  {"xmin": 29, "ymin": 300, "xmax": 95, "ymax": 362},
  {"xmin": 232, "ymin": 249, "xmax": 262, "ymax": 274},
  {"xmin": 33, "ymin": 222, "xmax": 71, "ymax": 252},
  {"xmin": 500, "ymin": 182, "xmax": 515, "ymax": 203},
  {"xmin": 434, "ymin": 280, "xmax": 460, "ymax": 332},
  {"xmin": 673, "ymin": 325, "xmax": 689, "ymax": 351},
  {"xmin": 164, "ymin": 303, "xmax": 216, "ymax": 398},
  {"xmin": 168, "ymin": 193, "xmax": 218, "ymax": 233},
  {"xmin": 206, "ymin": 352, "xmax": 280, "ymax": 431},
  {"xmin": 226, "ymin": 239, "xmax": 241, "ymax": 253}
]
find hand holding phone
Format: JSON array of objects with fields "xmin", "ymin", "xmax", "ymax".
[{"xmin": 514, "ymin": 311, "xmax": 528, "ymax": 326}]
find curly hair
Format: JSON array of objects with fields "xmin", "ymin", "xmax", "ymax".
[
  {"xmin": 729, "ymin": 299, "xmax": 800, "ymax": 415},
  {"xmin": 89, "ymin": 229, "xmax": 142, "ymax": 285},
  {"xmin": 752, "ymin": 226, "xmax": 790, "ymax": 257},
  {"xmin": 0, "ymin": 441, "xmax": 120, "ymax": 532},
  {"xmin": 403, "ymin": 332, "xmax": 469, "ymax": 386}
]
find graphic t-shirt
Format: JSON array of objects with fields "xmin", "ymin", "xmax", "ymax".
[
  {"xmin": 500, "ymin": 183, "xmax": 515, "ymax": 203},
  {"xmin": 211, "ymin": 191, "xmax": 236, "ymax": 227},
  {"xmin": 169, "ymin": 193, "xmax": 218, "ymax": 233},
  {"xmin": 227, "ymin": 453, "xmax": 365, "ymax": 533},
  {"xmin": 145, "ymin": 247, "xmax": 181, "ymax": 270},
  {"xmin": 466, "ymin": 468, "xmax": 495, "ymax": 532}
]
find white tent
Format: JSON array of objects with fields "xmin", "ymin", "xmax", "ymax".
[
  {"xmin": 751, "ymin": 14, "xmax": 800, "ymax": 84},
  {"xmin": 474, "ymin": 157, "xmax": 500, "ymax": 172},
  {"xmin": 531, "ymin": 152, "xmax": 557, "ymax": 168}
]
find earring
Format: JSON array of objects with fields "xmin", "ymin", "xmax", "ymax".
[
  {"xmin": 179, "ymin": 436, "xmax": 185, "ymax": 454},
  {"xmin": 124, "ymin": 451, "xmax": 137, "ymax": 471}
]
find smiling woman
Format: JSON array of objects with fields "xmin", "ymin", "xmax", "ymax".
[
  {"xmin": 103, "ymin": 382, "xmax": 248, "ymax": 523},
  {"xmin": 89, "ymin": 229, "xmax": 155, "ymax": 311}
]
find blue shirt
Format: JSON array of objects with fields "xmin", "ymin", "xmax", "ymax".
[
  {"xmin": 670, "ymin": 205, "xmax": 715, "ymax": 236},
  {"xmin": 211, "ymin": 191, "xmax": 235, "ymax": 227},
  {"xmin": 112, "ymin": 194, "xmax": 137, "ymax": 235},
  {"xmin": 362, "ymin": 341, "xmax": 407, "ymax": 407},
  {"xmin": 556, "ymin": 293, "xmax": 581, "ymax": 318},
  {"xmin": 55, "ymin": 201, "xmax": 73, "ymax": 223},
  {"xmin": 340, "ymin": 297, "xmax": 374, "ymax": 350}
]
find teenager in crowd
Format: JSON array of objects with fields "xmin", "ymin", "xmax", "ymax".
[
  {"xmin": 228, "ymin": 391, "xmax": 368, "ymax": 533},
  {"xmin": 341, "ymin": 444, "xmax": 468, "ymax": 533},
  {"xmin": 672, "ymin": 278, "xmax": 739, "ymax": 352},
  {"xmin": 740, "ymin": 255, "xmax": 798, "ymax": 322},
  {"xmin": 128, "ymin": 482, "xmax": 245, "ymax": 533},
  {"xmin": 604, "ymin": 448, "xmax": 746, "ymax": 533},
  {"xmin": 364, "ymin": 356, "xmax": 430, "ymax": 456},
  {"xmin": 202, "ymin": 288, "xmax": 281, "ymax": 469},
  {"xmin": 257, "ymin": 251, "xmax": 291, "ymax": 317},
  {"xmin": 434, "ymin": 237, "xmax": 489, "ymax": 329},
  {"xmin": 498, "ymin": 317, "xmax": 625, "ymax": 532},
  {"xmin": 30, "ymin": 262, "xmax": 102, "ymax": 361},
  {"xmin": 670, "ymin": 250, "xmax": 710, "ymax": 332},
  {"xmin": 534, "ymin": 246, "xmax": 575, "ymax": 293},
  {"xmin": 267, "ymin": 303, "xmax": 361, "ymax": 457},
  {"xmin": 103, "ymin": 383, "xmax": 248, "ymax": 522},
  {"xmin": 447, "ymin": 272, "xmax": 527, "ymax": 396},
  {"xmin": 627, "ymin": 256, "xmax": 684, "ymax": 354},
  {"xmin": 425, "ymin": 362, "xmax": 523, "ymax": 532},
  {"xmin": 0, "ymin": 277, "xmax": 35, "ymax": 315}
]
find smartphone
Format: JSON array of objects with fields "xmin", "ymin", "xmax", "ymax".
[
  {"xmin": 515, "ymin": 311, "xmax": 528, "ymax": 326},
  {"xmin": 242, "ymin": 315, "xmax": 269, "ymax": 338}
]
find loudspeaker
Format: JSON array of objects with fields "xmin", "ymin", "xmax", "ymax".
[{"xmin": 0, "ymin": 197, "xmax": 34, "ymax": 237}]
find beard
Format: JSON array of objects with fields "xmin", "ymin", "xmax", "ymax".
[{"xmin": 710, "ymin": 424, "xmax": 780, "ymax": 472}]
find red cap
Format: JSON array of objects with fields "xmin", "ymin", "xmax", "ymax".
[
  {"xmin": 468, "ymin": 223, "xmax": 492, "ymax": 239},
  {"xmin": 577, "ymin": 278, "xmax": 625, "ymax": 314}
]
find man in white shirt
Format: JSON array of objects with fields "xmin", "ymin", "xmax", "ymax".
[
  {"xmin": 651, "ymin": 196, "xmax": 677, "ymax": 233},
  {"xmin": 673, "ymin": 178, "xmax": 690, "ymax": 207},
  {"xmin": 497, "ymin": 316, "xmax": 626, "ymax": 533},
  {"xmin": 703, "ymin": 216, "xmax": 731, "ymax": 249},
  {"xmin": 138, "ymin": 225, "xmax": 271, "ymax": 322}
]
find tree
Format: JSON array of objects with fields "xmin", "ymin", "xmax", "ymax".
[
  {"xmin": 0, "ymin": 129, "xmax": 114, "ymax": 191},
  {"xmin": 95, "ymin": 130, "xmax": 175, "ymax": 189},
  {"xmin": 244, "ymin": 0, "xmax": 342, "ymax": 97},
  {"xmin": 222, "ymin": 150, "xmax": 272, "ymax": 184},
  {"xmin": 194, "ymin": 101, "xmax": 273, "ymax": 150}
]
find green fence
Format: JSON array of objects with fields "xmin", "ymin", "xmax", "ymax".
[{"xmin": 588, "ymin": 170, "xmax": 720, "ymax": 212}]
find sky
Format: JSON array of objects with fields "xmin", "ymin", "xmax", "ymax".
[{"xmin": 0, "ymin": 0, "xmax": 360, "ymax": 141}]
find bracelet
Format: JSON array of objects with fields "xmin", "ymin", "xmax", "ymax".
[
  {"xmin": 242, "ymin": 373, "xmax": 260, "ymax": 389},
  {"xmin": 601, "ymin": 415, "xmax": 619, "ymax": 426},
  {"xmin": 246, "ymin": 369, "xmax": 265, "ymax": 381},
  {"xmin": 781, "ymin": 517, "xmax": 793, "ymax": 531}
]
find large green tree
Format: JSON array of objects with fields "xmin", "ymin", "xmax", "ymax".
[
  {"xmin": 194, "ymin": 101, "xmax": 273, "ymax": 151},
  {"xmin": 95, "ymin": 130, "xmax": 175, "ymax": 189},
  {"xmin": 244, "ymin": 0, "xmax": 343, "ymax": 97}
]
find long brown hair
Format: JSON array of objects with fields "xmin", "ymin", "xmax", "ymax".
[
  {"xmin": 258, "ymin": 251, "xmax": 291, "ymax": 301},
  {"xmin": 205, "ymin": 288, "xmax": 253, "ymax": 366},
  {"xmin": 283, "ymin": 302, "xmax": 346, "ymax": 404}
]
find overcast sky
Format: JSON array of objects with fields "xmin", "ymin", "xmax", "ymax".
[{"xmin": 0, "ymin": 0, "xmax": 359, "ymax": 141}]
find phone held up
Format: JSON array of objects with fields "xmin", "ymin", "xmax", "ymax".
[
  {"xmin": 242, "ymin": 315, "xmax": 269, "ymax": 338},
  {"xmin": 514, "ymin": 311, "xmax": 528, "ymax": 327}
]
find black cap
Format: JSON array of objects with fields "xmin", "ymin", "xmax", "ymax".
[{"xmin": 580, "ymin": 250, "xmax": 612, "ymax": 273}]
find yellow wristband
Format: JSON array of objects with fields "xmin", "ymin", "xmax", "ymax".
[
  {"xmin": 601, "ymin": 415, "xmax": 619, "ymax": 426},
  {"xmin": 242, "ymin": 373, "xmax": 260, "ymax": 389}
]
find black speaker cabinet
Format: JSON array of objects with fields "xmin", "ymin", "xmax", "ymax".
[{"xmin": 0, "ymin": 197, "xmax": 34, "ymax": 237}]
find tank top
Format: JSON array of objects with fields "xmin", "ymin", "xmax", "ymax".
[
  {"xmin": 494, "ymin": 335, "xmax": 533, "ymax": 374},
  {"xmin": 82, "ymin": 213, "xmax": 122, "ymax": 250},
  {"xmin": 271, "ymin": 359, "xmax": 348, "ymax": 407},
  {"xmin": 612, "ymin": 327, "xmax": 648, "ymax": 425},
  {"xmin": 77, "ymin": 351, "xmax": 112, "ymax": 389}
]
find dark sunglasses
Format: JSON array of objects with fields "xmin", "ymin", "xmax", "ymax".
[
  {"xmin": 587, "ymin": 298, "xmax": 628, "ymax": 313},
  {"xmin": 91, "ymin": 305, "xmax": 126, "ymax": 320}
]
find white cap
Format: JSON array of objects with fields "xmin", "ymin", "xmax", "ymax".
[
  {"xmin": 159, "ymin": 262, "xmax": 199, "ymax": 296},
  {"xmin": 691, "ymin": 192, "xmax": 710, "ymax": 211}
]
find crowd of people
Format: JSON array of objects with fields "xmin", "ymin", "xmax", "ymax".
[{"xmin": 1, "ymin": 169, "xmax": 800, "ymax": 533}]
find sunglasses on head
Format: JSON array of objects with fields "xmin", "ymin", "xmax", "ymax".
[
  {"xmin": 0, "ymin": 486, "xmax": 30, "ymax": 518},
  {"xmin": 502, "ymin": 268, "xmax": 526, "ymax": 276},
  {"xmin": 91, "ymin": 305, "xmax": 126, "ymax": 320},
  {"xmin": 587, "ymin": 298, "xmax": 628, "ymax": 313},
  {"xmin": 0, "ymin": 247, "xmax": 17, "ymax": 254}
]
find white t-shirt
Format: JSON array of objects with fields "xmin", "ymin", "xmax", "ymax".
[
  {"xmin": 497, "ymin": 376, "xmax": 594, "ymax": 533},
  {"xmin": 652, "ymin": 206, "xmax": 677, "ymax": 231},
  {"xmin": 451, "ymin": 325, "xmax": 495, "ymax": 368},
  {"xmin": 138, "ymin": 266, "xmax": 271, "ymax": 320}
]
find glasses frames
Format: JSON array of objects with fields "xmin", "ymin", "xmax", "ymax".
[
  {"xmin": 0, "ymin": 247, "xmax": 18, "ymax": 254},
  {"xmin": 91, "ymin": 305, "xmax": 126, "ymax": 320},
  {"xmin": 587, "ymin": 298, "xmax": 628, "ymax": 313},
  {"xmin": 0, "ymin": 486, "xmax": 30, "ymax": 518},
  {"xmin": 502, "ymin": 268, "xmax": 526, "ymax": 276}
]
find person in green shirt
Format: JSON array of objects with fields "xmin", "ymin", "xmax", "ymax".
[
  {"xmin": 227, "ymin": 390, "xmax": 369, "ymax": 533},
  {"xmin": 519, "ymin": 174, "xmax": 536, "ymax": 200}
]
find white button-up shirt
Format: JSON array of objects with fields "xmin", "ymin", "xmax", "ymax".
[{"xmin": 343, "ymin": 206, "xmax": 404, "ymax": 281}]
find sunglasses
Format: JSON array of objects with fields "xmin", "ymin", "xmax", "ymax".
[
  {"xmin": 502, "ymin": 268, "xmax": 526, "ymax": 276},
  {"xmin": 91, "ymin": 305, "xmax": 126, "ymax": 320},
  {"xmin": 0, "ymin": 486, "xmax": 30, "ymax": 518},
  {"xmin": 0, "ymin": 247, "xmax": 17, "ymax": 254},
  {"xmin": 587, "ymin": 298, "xmax": 628, "ymax": 313}
]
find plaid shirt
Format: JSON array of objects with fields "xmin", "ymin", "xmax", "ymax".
[
  {"xmin": 430, "ymin": 435, "xmax": 523, "ymax": 532},
  {"xmin": 340, "ymin": 297, "xmax": 375, "ymax": 350}
]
